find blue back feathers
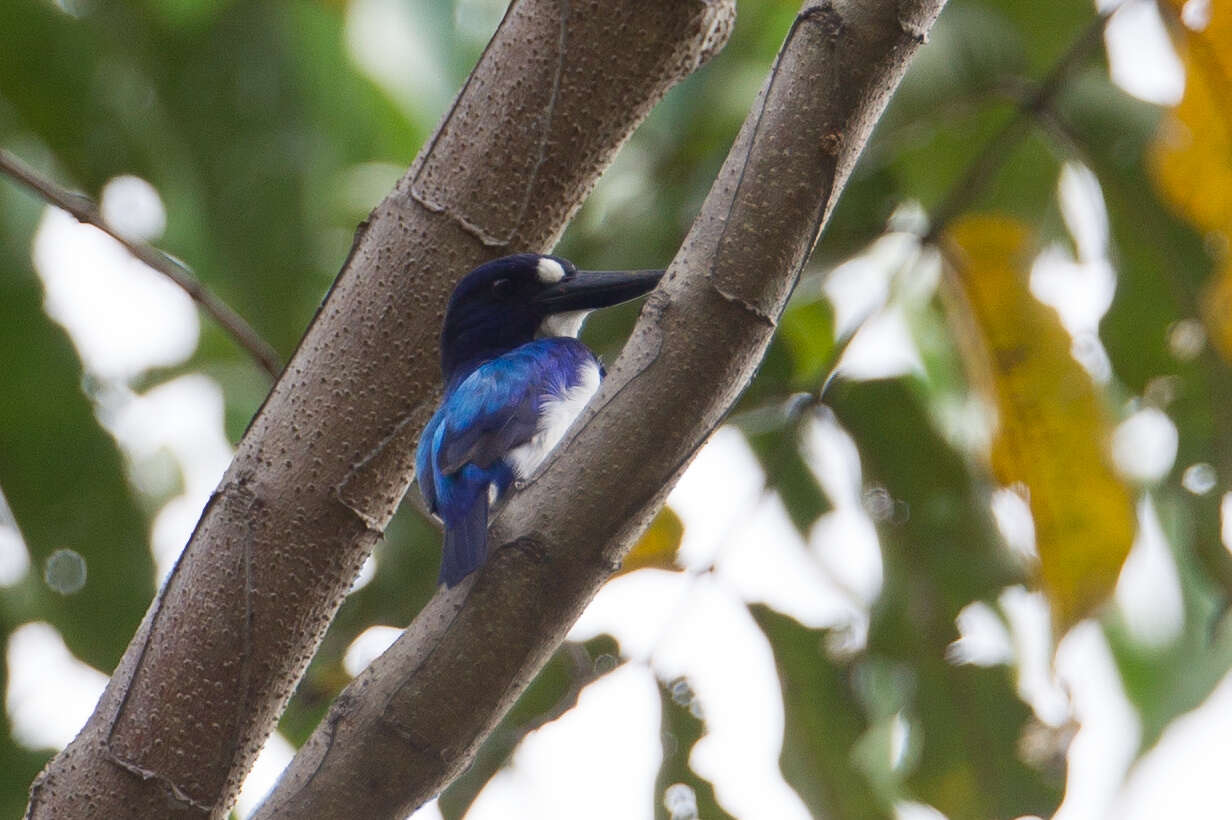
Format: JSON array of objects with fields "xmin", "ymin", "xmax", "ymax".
[{"xmin": 417, "ymin": 338, "xmax": 599, "ymax": 586}]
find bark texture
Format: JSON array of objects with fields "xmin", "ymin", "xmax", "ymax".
[
  {"xmin": 25, "ymin": 1, "xmax": 733, "ymax": 817},
  {"xmin": 252, "ymin": 1, "xmax": 946, "ymax": 818}
]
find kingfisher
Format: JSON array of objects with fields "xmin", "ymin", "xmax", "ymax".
[{"xmin": 416, "ymin": 253, "xmax": 663, "ymax": 586}]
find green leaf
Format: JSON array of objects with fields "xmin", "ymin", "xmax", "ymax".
[
  {"xmin": 953, "ymin": 0, "xmax": 1093, "ymax": 74},
  {"xmin": 654, "ymin": 676, "xmax": 733, "ymax": 820},
  {"xmin": 827, "ymin": 379, "xmax": 1058, "ymax": 820},
  {"xmin": 752, "ymin": 604, "xmax": 888, "ymax": 820},
  {"xmin": 779, "ymin": 299, "xmax": 836, "ymax": 390},
  {"xmin": 746, "ymin": 425, "xmax": 832, "ymax": 536},
  {"xmin": 1104, "ymin": 492, "xmax": 1232, "ymax": 752},
  {"xmin": 0, "ymin": 261, "xmax": 154, "ymax": 671}
]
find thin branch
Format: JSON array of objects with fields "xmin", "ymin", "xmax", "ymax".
[
  {"xmin": 922, "ymin": 3, "xmax": 1125, "ymax": 243},
  {"xmin": 0, "ymin": 148, "xmax": 283, "ymax": 379}
]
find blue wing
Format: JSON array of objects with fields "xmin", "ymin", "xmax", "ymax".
[{"xmin": 416, "ymin": 338, "xmax": 596, "ymax": 586}]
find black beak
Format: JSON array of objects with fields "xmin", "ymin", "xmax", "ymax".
[{"xmin": 533, "ymin": 269, "xmax": 664, "ymax": 314}]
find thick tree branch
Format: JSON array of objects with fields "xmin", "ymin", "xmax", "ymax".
[
  {"xmin": 25, "ymin": 1, "xmax": 734, "ymax": 817},
  {"xmin": 0, "ymin": 147, "xmax": 283, "ymax": 379},
  {"xmin": 252, "ymin": 1, "xmax": 945, "ymax": 817}
]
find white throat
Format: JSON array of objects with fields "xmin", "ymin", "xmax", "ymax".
[{"xmin": 537, "ymin": 310, "xmax": 590, "ymax": 339}]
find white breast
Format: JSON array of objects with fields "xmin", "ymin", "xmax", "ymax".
[{"xmin": 506, "ymin": 359, "xmax": 602, "ymax": 481}]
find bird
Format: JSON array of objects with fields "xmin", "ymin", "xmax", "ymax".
[{"xmin": 415, "ymin": 253, "xmax": 663, "ymax": 587}]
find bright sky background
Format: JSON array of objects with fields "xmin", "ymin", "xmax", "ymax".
[{"xmin": 5, "ymin": 1, "xmax": 1232, "ymax": 819}]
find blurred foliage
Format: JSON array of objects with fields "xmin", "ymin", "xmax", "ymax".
[
  {"xmin": 752, "ymin": 605, "xmax": 886, "ymax": 820},
  {"xmin": 1151, "ymin": 0, "xmax": 1232, "ymax": 245},
  {"xmin": 654, "ymin": 676, "xmax": 733, "ymax": 820},
  {"xmin": 830, "ymin": 379, "xmax": 1053, "ymax": 818},
  {"xmin": 3, "ymin": 0, "xmax": 1232, "ymax": 818},
  {"xmin": 943, "ymin": 215, "xmax": 1135, "ymax": 629}
]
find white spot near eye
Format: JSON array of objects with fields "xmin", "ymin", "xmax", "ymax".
[{"xmin": 537, "ymin": 257, "xmax": 566, "ymax": 284}]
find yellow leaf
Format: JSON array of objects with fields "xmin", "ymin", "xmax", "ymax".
[
  {"xmin": 1151, "ymin": 47, "xmax": 1232, "ymax": 233},
  {"xmin": 943, "ymin": 215, "xmax": 1136, "ymax": 629},
  {"xmin": 1203, "ymin": 261, "xmax": 1232, "ymax": 359},
  {"xmin": 620, "ymin": 506, "xmax": 684, "ymax": 575},
  {"xmin": 1151, "ymin": 1, "xmax": 1232, "ymax": 359}
]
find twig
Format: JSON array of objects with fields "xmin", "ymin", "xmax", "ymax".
[
  {"xmin": 0, "ymin": 148, "xmax": 283, "ymax": 379},
  {"xmin": 922, "ymin": 4, "xmax": 1126, "ymax": 244}
]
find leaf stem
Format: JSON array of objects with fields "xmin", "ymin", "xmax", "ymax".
[
  {"xmin": 0, "ymin": 148, "xmax": 283, "ymax": 380},
  {"xmin": 923, "ymin": 3, "xmax": 1127, "ymax": 244}
]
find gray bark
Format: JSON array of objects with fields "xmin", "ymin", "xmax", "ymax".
[
  {"xmin": 253, "ymin": 1, "xmax": 946, "ymax": 818},
  {"xmin": 25, "ymin": 1, "xmax": 733, "ymax": 816}
]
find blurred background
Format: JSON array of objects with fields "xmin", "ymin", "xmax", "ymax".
[{"xmin": 2, "ymin": 0, "xmax": 1229, "ymax": 817}]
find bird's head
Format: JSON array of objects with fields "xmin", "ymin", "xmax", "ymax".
[{"xmin": 440, "ymin": 253, "xmax": 663, "ymax": 384}]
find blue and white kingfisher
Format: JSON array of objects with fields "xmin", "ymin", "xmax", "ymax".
[{"xmin": 416, "ymin": 253, "xmax": 663, "ymax": 586}]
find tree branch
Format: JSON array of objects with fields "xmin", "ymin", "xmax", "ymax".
[
  {"xmin": 251, "ymin": 1, "xmax": 945, "ymax": 817},
  {"xmin": 0, "ymin": 148, "xmax": 283, "ymax": 380},
  {"xmin": 922, "ymin": 3, "xmax": 1123, "ymax": 243},
  {"xmin": 25, "ymin": 1, "xmax": 734, "ymax": 817}
]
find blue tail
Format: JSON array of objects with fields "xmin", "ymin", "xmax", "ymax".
[{"xmin": 440, "ymin": 492, "xmax": 489, "ymax": 587}]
